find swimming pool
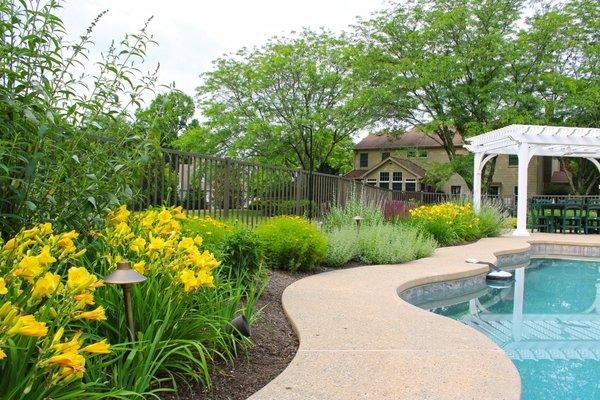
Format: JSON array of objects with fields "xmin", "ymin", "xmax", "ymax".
[{"xmin": 424, "ymin": 258, "xmax": 600, "ymax": 400}]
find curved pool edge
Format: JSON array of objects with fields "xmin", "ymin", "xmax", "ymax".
[{"xmin": 248, "ymin": 234, "xmax": 600, "ymax": 400}]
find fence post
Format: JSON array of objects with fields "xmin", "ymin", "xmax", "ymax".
[
  {"xmin": 295, "ymin": 170, "xmax": 303, "ymax": 216},
  {"xmin": 223, "ymin": 159, "xmax": 231, "ymax": 219}
]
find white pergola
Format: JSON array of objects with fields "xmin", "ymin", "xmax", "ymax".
[{"xmin": 465, "ymin": 124, "xmax": 600, "ymax": 236}]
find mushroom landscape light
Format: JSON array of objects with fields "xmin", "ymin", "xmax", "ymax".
[{"xmin": 104, "ymin": 261, "xmax": 147, "ymax": 341}]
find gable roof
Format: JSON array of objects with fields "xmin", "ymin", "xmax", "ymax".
[
  {"xmin": 350, "ymin": 156, "xmax": 426, "ymax": 180},
  {"xmin": 355, "ymin": 127, "xmax": 464, "ymax": 150}
]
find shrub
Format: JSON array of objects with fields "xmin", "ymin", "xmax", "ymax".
[
  {"xmin": 181, "ymin": 215, "xmax": 234, "ymax": 255},
  {"xmin": 323, "ymin": 226, "xmax": 359, "ymax": 267},
  {"xmin": 220, "ymin": 227, "xmax": 265, "ymax": 280},
  {"xmin": 0, "ymin": 1, "xmax": 157, "ymax": 238},
  {"xmin": 478, "ymin": 203, "xmax": 507, "ymax": 237},
  {"xmin": 323, "ymin": 195, "xmax": 385, "ymax": 231},
  {"xmin": 248, "ymin": 199, "xmax": 311, "ymax": 216},
  {"xmin": 358, "ymin": 223, "xmax": 436, "ymax": 264},
  {"xmin": 255, "ymin": 216, "xmax": 327, "ymax": 272}
]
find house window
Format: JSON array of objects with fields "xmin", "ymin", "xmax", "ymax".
[
  {"xmin": 359, "ymin": 153, "xmax": 369, "ymax": 168},
  {"xmin": 405, "ymin": 179, "xmax": 416, "ymax": 192},
  {"xmin": 366, "ymin": 178, "xmax": 376, "ymax": 186},
  {"xmin": 508, "ymin": 155, "xmax": 518, "ymax": 167},
  {"xmin": 393, "ymin": 172, "xmax": 402, "ymax": 182},
  {"xmin": 379, "ymin": 171, "xmax": 389, "ymax": 189},
  {"xmin": 381, "ymin": 152, "xmax": 390, "ymax": 161},
  {"xmin": 406, "ymin": 148, "xmax": 416, "ymax": 158},
  {"xmin": 514, "ymin": 186, "xmax": 519, "ymax": 195},
  {"xmin": 488, "ymin": 185, "xmax": 500, "ymax": 196},
  {"xmin": 418, "ymin": 149, "xmax": 428, "ymax": 158},
  {"xmin": 450, "ymin": 186, "xmax": 462, "ymax": 195},
  {"xmin": 392, "ymin": 182, "xmax": 402, "ymax": 191}
]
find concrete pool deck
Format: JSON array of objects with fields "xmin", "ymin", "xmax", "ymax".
[{"xmin": 249, "ymin": 233, "xmax": 600, "ymax": 400}]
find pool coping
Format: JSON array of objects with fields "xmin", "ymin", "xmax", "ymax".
[{"xmin": 248, "ymin": 234, "xmax": 600, "ymax": 400}]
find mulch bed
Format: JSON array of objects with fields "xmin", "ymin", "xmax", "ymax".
[{"xmin": 163, "ymin": 269, "xmax": 315, "ymax": 400}]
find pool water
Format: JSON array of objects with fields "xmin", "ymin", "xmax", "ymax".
[{"xmin": 428, "ymin": 258, "xmax": 600, "ymax": 400}]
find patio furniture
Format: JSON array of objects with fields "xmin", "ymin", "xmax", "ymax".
[
  {"xmin": 584, "ymin": 204, "xmax": 600, "ymax": 234},
  {"xmin": 561, "ymin": 203, "xmax": 584, "ymax": 233},
  {"xmin": 529, "ymin": 199, "xmax": 555, "ymax": 232},
  {"xmin": 541, "ymin": 202, "xmax": 566, "ymax": 233}
]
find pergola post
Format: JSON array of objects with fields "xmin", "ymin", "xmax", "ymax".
[
  {"xmin": 472, "ymin": 152, "xmax": 484, "ymax": 213},
  {"xmin": 514, "ymin": 143, "xmax": 531, "ymax": 236}
]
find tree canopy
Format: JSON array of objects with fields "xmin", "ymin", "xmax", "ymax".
[
  {"xmin": 188, "ymin": 29, "xmax": 378, "ymax": 173},
  {"xmin": 361, "ymin": 0, "xmax": 599, "ymax": 190}
]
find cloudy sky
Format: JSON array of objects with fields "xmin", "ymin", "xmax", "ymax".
[{"xmin": 59, "ymin": 0, "xmax": 386, "ymax": 102}]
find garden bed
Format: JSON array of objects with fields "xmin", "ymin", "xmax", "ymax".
[{"xmin": 165, "ymin": 264, "xmax": 358, "ymax": 400}]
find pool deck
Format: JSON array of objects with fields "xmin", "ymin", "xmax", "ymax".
[{"xmin": 249, "ymin": 233, "xmax": 600, "ymax": 400}]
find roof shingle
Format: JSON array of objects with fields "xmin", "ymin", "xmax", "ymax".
[{"xmin": 355, "ymin": 127, "xmax": 463, "ymax": 150}]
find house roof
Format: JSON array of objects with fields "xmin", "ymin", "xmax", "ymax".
[
  {"xmin": 345, "ymin": 156, "xmax": 427, "ymax": 180},
  {"xmin": 355, "ymin": 127, "xmax": 464, "ymax": 150}
]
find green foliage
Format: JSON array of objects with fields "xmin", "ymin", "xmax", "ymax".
[
  {"xmin": 0, "ymin": 0, "xmax": 158, "ymax": 238},
  {"xmin": 323, "ymin": 195, "xmax": 385, "ymax": 231},
  {"xmin": 220, "ymin": 227, "xmax": 265, "ymax": 280},
  {"xmin": 195, "ymin": 29, "xmax": 379, "ymax": 172},
  {"xmin": 357, "ymin": 223, "xmax": 436, "ymax": 265},
  {"xmin": 248, "ymin": 199, "xmax": 311, "ymax": 216},
  {"xmin": 323, "ymin": 226, "xmax": 359, "ymax": 268},
  {"xmin": 361, "ymin": 0, "xmax": 600, "ymax": 191},
  {"xmin": 181, "ymin": 216, "xmax": 234, "ymax": 256},
  {"xmin": 136, "ymin": 90, "xmax": 196, "ymax": 148},
  {"xmin": 255, "ymin": 216, "xmax": 327, "ymax": 272},
  {"xmin": 477, "ymin": 203, "xmax": 508, "ymax": 238}
]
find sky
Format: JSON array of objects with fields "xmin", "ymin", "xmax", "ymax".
[{"xmin": 58, "ymin": 0, "xmax": 386, "ymax": 103}]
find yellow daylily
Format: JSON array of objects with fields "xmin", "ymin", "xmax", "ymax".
[
  {"xmin": 82, "ymin": 339, "xmax": 110, "ymax": 354},
  {"xmin": 12, "ymin": 255, "xmax": 43, "ymax": 280},
  {"xmin": 7, "ymin": 315, "xmax": 48, "ymax": 337},
  {"xmin": 129, "ymin": 237, "xmax": 146, "ymax": 253},
  {"xmin": 0, "ymin": 277, "xmax": 7, "ymax": 295},
  {"xmin": 67, "ymin": 267, "xmax": 100, "ymax": 292},
  {"xmin": 31, "ymin": 272, "xmax": 61, "ymax": 299},
  {"xmin": 36, "ymin": 245, "xmax": 56, "ymax": 266},
  {"xmin": 75, "ymin": 306, "xmax": 106, "ymax": 321}
]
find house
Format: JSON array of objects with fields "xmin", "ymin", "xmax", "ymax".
[{"xmin": 344, "ymin": 127, "xmax": 568, "ymax": 196}]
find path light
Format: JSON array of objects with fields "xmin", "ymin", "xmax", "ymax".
[
  {"xmin": 465, "ymin": 258, "xmax": 513, "ymax": 281},
  {"xmin": 229, "ymin": 314, "xmax": 252, "ymax": 338},
  {"xmin": 104, "ymin": 261, "xmax": 147, "ymax": 341},
  {"xmin": 354, "ymin": 215, "xmax": 363, "ymax": 232}
]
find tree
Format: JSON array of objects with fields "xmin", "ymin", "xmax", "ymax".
[
  {"xmin": 361, "ymin": 0, "xmax": 599, "ymax": 191},
  {"xmin": 194, "ymin": 29, "xmax": 379, "ymax": 173},
  {"xmin": 136, "ymin": 90, "xmax": 195, "ymax": 147}
]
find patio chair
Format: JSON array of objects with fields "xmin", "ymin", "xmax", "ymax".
[
  {"xmin": 584, "ymin": 205, "xmax": 600, "ymax": 234},
  {"xmin": 528, "ymin": 200, "xmax": 554, "ymax": 232},
  {"xmin": 561, "ymin": 203, "xmax": 584, "ymax": 233}
]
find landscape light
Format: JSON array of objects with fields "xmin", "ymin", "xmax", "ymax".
[
  {"xmin": 354, "ymin": 215, "xmax": 363, "ymax": 232},
  {"xmin": 229, "ymin": 314, "xmax": 252, "ymax": 338},
  {"xmin": 104, "ymin": 261, "xmax": 147, "ymax": 342}
]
